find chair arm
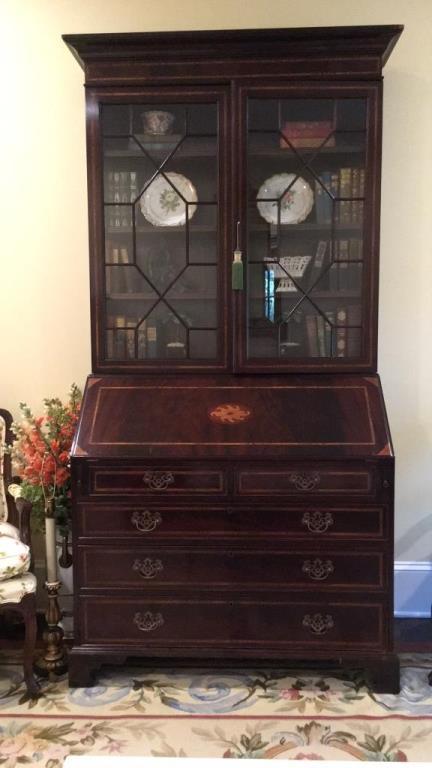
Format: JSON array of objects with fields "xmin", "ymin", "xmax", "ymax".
[{"xmin": 14, "ymin": 497, "xmax": 33, "ymax": 548}]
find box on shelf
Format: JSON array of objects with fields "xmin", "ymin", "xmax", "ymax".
[{"xmin": 280, "ymin": 121, "xmax": 335, "ymax": 148}]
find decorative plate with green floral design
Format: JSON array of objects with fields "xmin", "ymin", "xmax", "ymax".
[
  {"xmin": 140, "ymin": 171, "xmax": 198, "ymax": 226},
  {"xmin": 257, "ymin": 172, "xmax": 314, "ymax": 225}
]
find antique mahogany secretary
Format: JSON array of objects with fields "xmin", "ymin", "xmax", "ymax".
[{"xmin": 65, "ymin": 25, "xmax": 402, "ymax": 691}]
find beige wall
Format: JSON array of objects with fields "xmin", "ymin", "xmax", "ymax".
[{"xmin": 1, "ymin": 0, "xmax": 431, "ymax": 562}]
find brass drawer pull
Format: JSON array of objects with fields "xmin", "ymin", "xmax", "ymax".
[
  {"xmin": 133, "ymin": 557, "xmax": 163, "ymax": 579},
  {"xmin": 143, "ymin": 471, "xmax": 174, "ymax": 490},
  {"xmin": 302, "ymin": 510, "xmax": 334, "ymax": 533},
  {"xmin": 131, "ymin": 510, "xmax": 162, "ymax": 533},
  {"xmin": 302, "ymin": 558, "xmax": 334, "ymax": 581},
  {"xmin": 289, "ymin": 472, "xmax": 320, "ymax": 491},
  {"xmin": 133, "ymin": 611, "xmax": 164, "ymax": 632},
  {"xmin": 303, "ymin": 613, "xmax": 334, "ymax": 635}
]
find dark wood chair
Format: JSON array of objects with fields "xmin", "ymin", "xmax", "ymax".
[{"xmin": 0, "ymin": 408, "xmax": 40, "ymax": 698}]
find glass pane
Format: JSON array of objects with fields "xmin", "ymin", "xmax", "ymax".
[
  {"xmin": 246, "ymin": 95, "xmax": 366, "ymax": 363},
  {"xmin": 101, "ymin": 100, "xmax": 220, "ymax": 363}
]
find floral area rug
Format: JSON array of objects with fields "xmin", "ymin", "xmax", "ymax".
[{"xmin": 1, "ymin": 654, "xmax": 432, "ymax": 765}]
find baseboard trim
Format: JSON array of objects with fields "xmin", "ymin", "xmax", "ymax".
[{"xmin": 394, "ymin": 561, "xmax": 432, "ymax": 618}]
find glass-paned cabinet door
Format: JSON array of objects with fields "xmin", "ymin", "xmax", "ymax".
[
  {"xmin": 240, "ymin": 87, "xmax": 377, "ymax": 371},
  {"xmin": 94, "ymin": 89, "xmax": 228, "ymax": 370}
]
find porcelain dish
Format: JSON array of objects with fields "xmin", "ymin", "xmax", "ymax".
[
  {"xmin": 140, "ymin": 172, "xmax": 198, "ymax": 227},
  {"xmin": 257, "ymin": 173, "xmax": 314, "ymax": 225}
]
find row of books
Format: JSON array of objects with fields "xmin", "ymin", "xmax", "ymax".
[
  {"xmin": 305, "ymin": 238, "xmax": 363, "ymax": 292},
  {"xmin": 105, "ymin": 245, "xmax": 136, "ymax": 294},
  {"xmin": 266, "ymin": 238, "xmax": 363, "ymax": 294},
  {"xmin": 106, "ymin": 317, "xmax": 157, "ymax": 360},
  {"xmin": 328, "ymin": 238, "xmax": 362, "ymax": 292},
  {"xmin": 105, "ymin": 170, "xmax": 139, "ymax": 229},
  {"xmin": 315, "ymin": 167, "xmax": 365, "ymax": 225},
  {"xmin": 106, "ymin": 316, "xmax": 187, "ymax": 360},
  {"xmin": 305, "ymin": 304, "xmax": 362, "ymax": 358}
]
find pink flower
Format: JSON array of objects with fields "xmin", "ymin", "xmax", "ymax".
[
  {"xmin": 0, "ymin": 735, "xmax": 27, "ymax": 756},
  {"xmin": 280, "ymin": 687, "xmax": 302, "ymax": 700},
  {"xmin": 293, "ymin": 754, "xmax": 324, "ymax": 760},
  {"xmin": 104, "ymin": 739, "xmax": 128, "ymax": 754},
  {"xmin": 44, "ymin": 743, "xmax": 70, "ymax": 760}
]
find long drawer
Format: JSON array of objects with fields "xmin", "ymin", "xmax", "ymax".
[
  {"xmin": 75, "ymin": 503, "xmax": 387, "ymax": 540},
  {"xmin": 77, "ymin": 545, "xmax": 386, "ymax": 590},
  {"xmin": 79, "ymin": 594, "xmax": 385, "ymax": 650}
]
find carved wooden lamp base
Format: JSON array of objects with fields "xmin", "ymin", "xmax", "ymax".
[{"xmin": 34, "ymin": 581, "xmax": 68, "ymax": 678}]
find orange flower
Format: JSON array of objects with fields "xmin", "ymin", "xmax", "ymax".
[{"xmin": 12, "ymin": 385, "xmax": 82, "ymax": 532}]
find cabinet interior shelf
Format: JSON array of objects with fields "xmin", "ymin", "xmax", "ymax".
[
  {"xmin": 104, "ymin": 144, "xmax": 364, "ymax": 160},
  {"xmin": 250, "ymin": 223, "xmax": 363, "ymax": 233},
  {"xmin": 250, "ymin": 291, "xmax": 361, "ymax": 300},
  {"xmin": 106, "ymin": 290, "xmax": 360, "ymax": 301},
  {"xmin": 106, "ymin": 225, "xmax": 217, "ymax": 234},
  {"xmin": 107, "ymin": 293, "xmax": 217, "ymax": 301}
]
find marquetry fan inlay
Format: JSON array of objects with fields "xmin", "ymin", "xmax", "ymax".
[{"xmin": 209, "ymin": 404, "xmax": 252, "ymax": 424}]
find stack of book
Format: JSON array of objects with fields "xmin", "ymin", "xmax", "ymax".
[
  {"xmin": 315, "ymin": 167, "xmax": 365, "ymax": 225},
  {"xmin": 280, "ymin": 121, "xmax": 335, "ymax": 149}
]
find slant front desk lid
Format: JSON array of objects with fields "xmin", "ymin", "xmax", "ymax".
[{"xmin": 72, "ymin": 374, "xmax": 393, "ymax": 460}]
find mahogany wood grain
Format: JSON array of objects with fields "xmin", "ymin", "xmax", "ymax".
[
  {"xmin": 72, "ymin": 374, "xmax": 393, "ymax": 460},
  {"xmin": 63, "ymin": 26, "xmax": 403, "ymax": 85},
  {"xmin": 75, "ymin": 503, "xmax": 388, "ymax": 541},
  {"xmin": 65, "ymin": 25, "xmax": 401, "ymax": 693},
  {"xmin": 78, "ymin": 593, "xmax": 386, "ymax": 649},
  {"xmin": 77, "ymin": 545, "xmax": 386, "ymax": 590}
]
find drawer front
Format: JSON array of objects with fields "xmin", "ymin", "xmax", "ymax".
[
  {"xmin": 87, "ymin": 467, "xmax": 227, "ymax": 497},
  {"xmin": 78, "ymin": 546, "xmax": 385, "ymax": 590},
  {"xmin": 76, "ymin": 504, "xmax": 386, "ymax": 540},
  {"xmin": 79, "ymin": 595, "xmax": 384, "ymax": 649},
  {"xmin": 236, "ymin": 465, "xmax": 378, "ymax": 498}
]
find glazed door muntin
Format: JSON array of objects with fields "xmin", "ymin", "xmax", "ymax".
[
  {"xmin": 87, "ymin": 86, "xmax": 231, "ymax": 372},
  {"xmin": 235, "ymin": 82, "xmax": 380, "ymax": 372}
]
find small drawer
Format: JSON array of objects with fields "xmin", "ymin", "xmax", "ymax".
[
  {"xmin": 86, "ymin": 467, "xmax": 227, "ymax": 497},
  {"xmin": 79, "ymin": 594, "xmax": 384, "ymax": 650},
  {"xmin": 78, "ymin": 546, "xmax": 385, "ymax": 591},
  {"xmin": 236, "ymin": 464, "xmax": 377, "ymax": 498},
  {"xmin": 75, "ymin": 504, "xmax": 386, "ymax": 540}
]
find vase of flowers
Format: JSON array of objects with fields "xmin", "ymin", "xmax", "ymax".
[
  {"xmin": 9, "ymin": 384, "xmax": 82, "ymax": 675},
  {"xmin": 11, "ymin": 384, "xmax": 82, "ymax": 542}
]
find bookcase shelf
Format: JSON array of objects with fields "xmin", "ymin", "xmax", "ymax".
[
  {"xmin": 104, "ymin": 143, "xmax": 363, "ymax": 160},
  {"xmin": 106, "ymin": 225, "xmax": 217, "ymax": 234},
  {"xmin": 249, "ymin": 222, "xmax": 364, "ymax": 233},
  {"xmin": 250, "ymin": 291, "xmax": 361, "ymax": 300},
  {"xmin": 249, "ymin": 144, "xmax": 365, "ymax": 158},
  {"xmin": 107, "ymin": 293, "xmax": 217, "ymax": 301}
]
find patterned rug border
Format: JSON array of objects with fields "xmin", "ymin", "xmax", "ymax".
[{"xmin": 1, "ymin": 712, "xmax": 432, "ymax": 721}]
